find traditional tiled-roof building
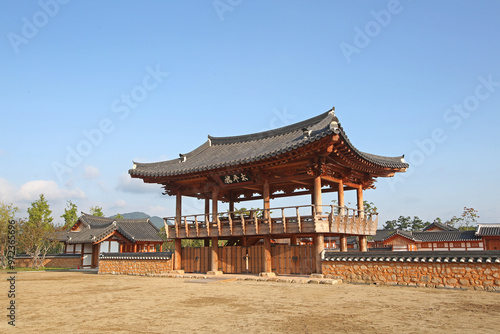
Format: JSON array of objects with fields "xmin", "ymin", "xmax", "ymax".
[
  {"xmin": 382, "ymin": 229, "xmax": 484, "ymax": 251},
  {"xmin": 129, "ymin": 108, "xmax": 409, "ymax": 275},
  {"xmin": 59, "ymin": 213, "xmax": 163, "ymax": 268},
  {"xmin": 476, "ymin": 224, "xmax": 500, "ymax": 250}
]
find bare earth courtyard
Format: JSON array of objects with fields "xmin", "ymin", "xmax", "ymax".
[{"xmin": 2, "ymin": 271, "xmax": 500, "ymax": 333}]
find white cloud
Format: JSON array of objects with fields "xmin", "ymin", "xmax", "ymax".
[
  {"xmin": 148, "ymin": 205, "xmax": 169, "ymax": 217},
  {"xmin": 113, "ymin": 199, "xmax": 127, "ymax": 208},
  {"xmin": 84, "ymin": 165, "xmax": 101, "ymax": 179},
  {"xmin": 116, "ymin": 173, "xmax": 161, "ymax": 194},
  {"xmin": 0, "ymin": 178, "xmax": 86, "ymax": 203}
]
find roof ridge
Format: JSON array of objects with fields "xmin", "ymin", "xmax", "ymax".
[{"xmin": 208, "ymin": 110, "xmax": 335, "ymax": 145}]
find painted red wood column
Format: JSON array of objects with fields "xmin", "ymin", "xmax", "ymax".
[
  {"xmin": 174, "ymin": 190, "xmax": 182, "ymax": 270},
  {"xmin": 210, "ymin": 237, "xmax": 219, "ymax": 272},
  {"xmin": 337, "ymin": 179, "xmax": 344, "ymax": 216},
  {"xmin": 263, "ymin": 235, "xmax": 272, "ymax": 273},
  {"xmin": 357, "ymin": 186, "xmax": 364, "ymax": 219},
  {"xmin": 212, "ymin": 187, "xmax": 219, "ymax": 223},
  {"xmin": 359, "ymin": 235, "xmax": 368, "ymax": 252},
  {"xmin": 315, "ymin": 233, "xmax": 325, "ymax": 273},
  {"xmin": 340, "ymin": 235, "xmax": 347, "ymax": 252},
  {"xmin": 263, "ymin": 179, "xmax": 270, "ymax": 222},
  {"xmin": 313, "ymin": 176, "xmax": 322, "ymax": 215},
  {"xmin": 338, "ymin": 180, "xmax": 347, "ymax": 252},
  {"xmin": 174, "ymin": 238, "xmax": 182, "ymax": 270}
]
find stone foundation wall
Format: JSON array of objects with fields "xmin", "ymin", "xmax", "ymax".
[
  {"xmin": 322, "ymin": 251, "xmax": 500, "ymax": 291},
  {"xmin": 98, "ymin": 252, "xmax": 173, "ymax": 275},
  {"xmin": 14, "ymin": 254, "xmax": 80, "ymax": 268}
]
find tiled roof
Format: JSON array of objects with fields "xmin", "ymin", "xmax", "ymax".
[
  {"xmin": 372, "ymin": 229, "xmax": 396, "ymax": 242},
  {"xmin": 422, "ymin": 222, "xmax": 458, "ymax": 232},
  {"xmin": 476, "ymin": 224, "xmax": 500, "ymax": 236},
  {"xmin": 384, "ymin": 229, "xmax": 481, "ymax": 243},
  {"xmin": 324, "ymin": 250, "xmax": 500, "ymax": 263},
  {"xmin": 129, "ymin": 109, "xmax": 409, "ymax": 178},
  {"xmin": 61, "ymin": 213, "xmax": 163, "ymax": 244},
  {"xmin": 100, "ymin": 252, "xmax": 172, "ymax": 260},
  {"xmin": 412, "ymin": 230, "xmax": 481, "ymax": 242}
]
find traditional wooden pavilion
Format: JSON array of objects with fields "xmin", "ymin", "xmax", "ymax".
[{"xmin": 129, "ymin": 108, "xmax": 408, "ymax": 275}]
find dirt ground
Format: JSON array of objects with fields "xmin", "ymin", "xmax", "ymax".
[{"xmin": 1, "ymin": 271, "xmax": 499, "ymax": 334}]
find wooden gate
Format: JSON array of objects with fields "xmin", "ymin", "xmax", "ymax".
[
  {"xmin": 181, "ymin": 247, "xmax": 211, "ymax": 273},
  {"xmin": 181, "ymin": 244, "xmax": 315, "ymax": 275},
  {"xmin": 272, "ymin": 244, "xmax": 315, "ymax": 275}
]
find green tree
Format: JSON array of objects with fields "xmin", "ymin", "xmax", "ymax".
[
  {"xmin": 114, "ymin": 213, "xmax": 124, "ymax": 219},
  {"xmin": 383, "ymin": 216, "xmax": 430, "ymax": 231},
  {"xmin": 18, "ymin": 194, "xmax": 61, "ymax": 268},
  {"xmin": 445, "ymin": 215, "xmax": 460, "ymax": 228},
  {"xmin": 363, "ymin": 201, "xmax": 378, "ymax": 216},
  {"xmin": 89, "ymin": 206, "xmax": 104, "ymax": 217},
  {"xmin": 28, "ymin": 194, "xmax": 53, "ymax": 227},
  {"xmin": 61, "ymin": 201, "xmax": 78, "ymax": 230},
  {"xmin": 0, "ymin": 202, "xmax": 19, "ymax": 269},
  {"xmin": 457, "ymin": 207, "xmax": 479, "ymax": 231}
]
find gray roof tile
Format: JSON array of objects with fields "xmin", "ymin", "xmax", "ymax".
[
  {"xmin": 60, "ymin": 213, "xmax": 163, "ymax": 244},
  {"xmin": 476, "ymin": 224, "xmax": 500, "ymax": 236},
  {"xmin": 130, "ymin": 110, "xmax": 408, "ymax": 178}
]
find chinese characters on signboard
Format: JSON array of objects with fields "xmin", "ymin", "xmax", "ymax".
[{"xmin": 220, "ymin": 172, "xmax": 251, "ymax": 184}]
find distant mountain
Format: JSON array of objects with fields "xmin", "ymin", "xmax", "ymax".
[{"xmin": 108, "ymin": 212, "xmax": 165, "ymax": 229}]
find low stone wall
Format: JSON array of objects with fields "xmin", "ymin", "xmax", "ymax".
[
  {"xmin": 322, "ymin": 251, "xmax": 500, "ymax": 291},
  {"xmin": 98, "ymin": 252, "xmax": 173, "ymax": 275},
  {"xmin": 14, "ymin": 254, "xmax": 80, "ymax": 268}
]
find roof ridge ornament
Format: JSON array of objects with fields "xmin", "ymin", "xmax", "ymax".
[
  {"xmin": 179, "ymin": 154, "xmax": 186, "ymax": 163},
  {"xmin": 328, "ymin": 106, "xmax": 336, "ymax": 116}
]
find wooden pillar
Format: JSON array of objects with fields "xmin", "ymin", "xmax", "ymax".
[
  {"xmin": 263, "ymin": 235, "xmax": 272, "ymax": 273},
  {"xmin": 176, "ymin": 191, "xmax": 182, "ymax": 222},
  {"xmin": 212, "ymin": 187, "xmax": 219, "ymax": 222},
  {"xmin": 290, "ymin": 235, "xmax": 297, "ymax": 245},
  {"xmin": 315, "ymin": 234, "xmax": 324, "ymax": 273},
  {"xmin": 340, "ymin": 235, "xmax": 347, "ymax": 252},
  {"xmin": 119, "ymin": 243, "xmax": 123, "ymax": 253},
  {"xmin": 211, "ymin": 237, "xmax": 219, "ymax": 272},
  {"xmin": 174, "ymin": 238, "xmax": 182, "ymax": 270},
  {"xmin": 205, "ymin": 198, "xmax": 210, "ymax": 216},
  {"xmin": 229, "ymin": 190, "xmax": 235, "ymax": 215},
  {"xmin": 263, "ymin": 179, "xmax": 270, "ymax": 221},
  {"xmin": 312, "ymin": 176, "xmax": 322, "ymax": 215},
  {"xmin": 359, "ymin": 235, "xmax": 367, "ymax": 252},
  {"xmin": 357, "ymin": 186, "xmax": 364, "ymax": 219},
  {"xmin": 204, "ymin": 238, "xmax": 210, "ymax": 247},
  {"xmin": 338, "ymin": 180, "xmax": 344, "ymax": 216}
]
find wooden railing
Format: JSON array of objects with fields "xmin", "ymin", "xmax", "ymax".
[{"xmin": 164, "ymin": 204, "xmax": 378, "ymax": 239}]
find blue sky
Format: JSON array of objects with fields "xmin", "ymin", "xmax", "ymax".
[{"xmin": 1, "ymin": 0, "xmax": 499, "ymax": 227}]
